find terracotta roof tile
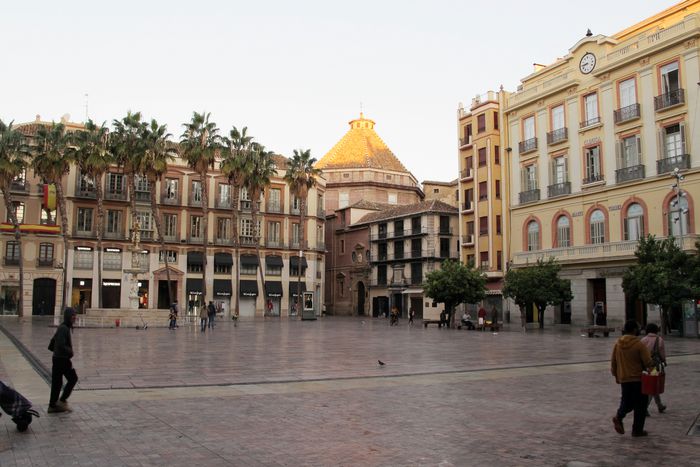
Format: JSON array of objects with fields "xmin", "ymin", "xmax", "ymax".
[{"xmin": 354, "ymin": 199, "xmax": 457, "ymax": 225}]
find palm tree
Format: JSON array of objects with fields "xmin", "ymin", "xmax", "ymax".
[
  {"xmin": 245, "ymin": 143, "xmax": 276, "ymax": 310},
  {"xmin": 220, "ymin": 126, "xmax": 253, "ymax": 318},
  {"xmin": 142, "ymin": 119, "xmax": 177, "ymax": 306},
  {"xmin": 31, "ymin": 122, "xmax": 73, "ymax": 312},
  {"xmin": 180, "ymin": 112, "xmax": 221, "ymax": 303},
  {"xmin": 0, "ymin": 120, "xmax": 29, "ymax": 316},
  {"xmin": 284, "ymin": 149, "xmax": 321, "ymax": 318},
  {"xmin": 72, "ymin": 120, "xmax": 112, "ymax": 308}
]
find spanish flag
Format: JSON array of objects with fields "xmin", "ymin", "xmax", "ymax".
[{"xmin": 43, "ymin": 184, "xmax": 56, "ymax": 210}]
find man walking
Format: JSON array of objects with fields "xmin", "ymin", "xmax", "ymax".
[
  {"xmin": 48, "ymin": 307, "xmax": 79, "ymax": 413},
  {"xmin": 207, "ymin": 301, "xmax": 216, "ymax": 330},
  {"xmin": 611, "ymin": 320, "xmax": 653, "ymax": 437}
]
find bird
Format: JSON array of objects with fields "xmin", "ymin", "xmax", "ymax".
[{"xmin": 377, "ymin": 360, "xmax": 385, "ymax": 366}]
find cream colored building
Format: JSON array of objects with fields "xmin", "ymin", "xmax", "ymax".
[{"xmin": 503, "ymin": 0, "xmax": 700, "ymax": 331}]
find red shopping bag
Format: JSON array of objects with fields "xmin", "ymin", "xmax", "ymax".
[{"xmin": 641, "ymin": 373, "xmax": 665, "ymax": 395}]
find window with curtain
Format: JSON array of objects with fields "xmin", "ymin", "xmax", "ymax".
[
  {"xmin": 624, "ymin": 203, "xmax": 644, "ymax": 241},
  {"xmin": 619, "ymin": 78, "xmax": 636, "ymax": 107},
  {"xmin": 527, "ymin": 221, "xmax": 539, "ymax": 251},
  {"xmin": 551, "ymin": 105, "xmax": 565, "ymax": 130},
  {"xmin": 557, "ymin": 216, "xmax": 570, "ymax": 248},
  {"xmin": 590, "ymin": 210, "xmax": 605, "ymax": 244},
  {"xmin": 583, "ymin": 93, "xmax": 599, "ymax": 126}
]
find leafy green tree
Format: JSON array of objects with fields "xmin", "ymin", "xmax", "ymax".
[
  {"xmin": 503, "ymin": 258, "xmax": 572, "ymax": 330},
  {"xmin": 284, "ymin": 148, "xmax": 321, "ymax": 317},
  {"xmin": 0, "ymin": 120, "xmax": 29, "ymax": 316},
  {"xmin": 622, "ymin": 235, "xmax": 693, "ymax": 334},
  {"xmin": 424, "ymin": 259, "xmax": 487, "ymax": 328},
  {"xmin": 72, "ymin": 120, "xmax": 112, "ymax": 308}
]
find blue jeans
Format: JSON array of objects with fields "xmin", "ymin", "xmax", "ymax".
[
  {"xmin": 200, "ymin": 318, "xmax": 207, "ymax": 332},
  {"xmin": 208, "ymin": 314, "xmax": 215, "ymax": 329}
]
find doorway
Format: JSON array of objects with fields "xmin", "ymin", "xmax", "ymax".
[
  {"xmin": 71, "ymin": 278, "xmax": 93, "ymax": 314},
  {"xmin": 590, "ymin": 278, "xmax": 607, "ymax": 325},
  {"xmin": 157, "ymin": 280, "xmax": 177, "ymax": 309},
  {"xmin": 410, "ymin": 297, "xmax": 423, "ymax": 319},
  {"xmin": 356, "ymin": 281, "xmax": 365, "ymax": 316},
  {"xmin": 32, "ymin": 278, "xmax": 56, "ymax": 316}
]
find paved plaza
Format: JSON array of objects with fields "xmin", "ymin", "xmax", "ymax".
[{"xmin": 0, "ymin": 316, "xmax": 698, "ymax": 466}]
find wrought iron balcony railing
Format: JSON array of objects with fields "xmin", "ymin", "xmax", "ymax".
[
  {"xmin": 654, "ymin": 88, "xmax": 685, "ymax": 111},
  {"xmin": 546, "ymin": 127, "xmax": 568, "ymax": 145},
  {"xmin": 657, "ymin": 154, "xmax": 690, "ymax": 174},
  {"xmin": 547, "ymin": 182, "xmax": 571, "ymax": 198},
  {"xmin": 519, "ymin": 138, "xmax": 537, "ymax": 154},
  {"xmin": 614, "ymin": 103, "xmax": 641, "ymax": 124},
  {"xmin": 615, "ymin": 164, "xmax": 645, "ymax": 184},
  {"xmin": 519, "ymin": 189, "xmax": 540, "ymax": 204}
]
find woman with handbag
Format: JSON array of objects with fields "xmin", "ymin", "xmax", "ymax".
[{"xmin": 640, "ymin": 323, "xmax": 667, "ymax": 413}]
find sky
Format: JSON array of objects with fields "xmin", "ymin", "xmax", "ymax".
[{"xmin": 1, "ymin": 0, "xmax": 681, "ymax": 183}]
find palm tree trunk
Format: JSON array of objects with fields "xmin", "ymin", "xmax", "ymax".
[
  {"xmin": 150, "ymin": 180, "xmax": 173, "ymax": 307},
  {"xmin": 1, "ymin": 188, "xmax": 23, "ymax": 316},
  {"xmin": 297, "ymin": 196, "xmax": 307, "ymax": 319},
  {"xmin": 251, "ymin": 195, "xmax": 266, "ymax": 315},
  {"xmin": 200, "ymin": 171, "xmax": 209, "ymax": 303},
  {"xmin": 95, "ymin": 173, "xmax": 104, "ymax": 309},
  {"xmin": 231, "ymin": 184, "xmax": 241, "ymax": 319},
  {"xmin": 55, "ymin": 181, "xmax": 70, "ymax": 313}
]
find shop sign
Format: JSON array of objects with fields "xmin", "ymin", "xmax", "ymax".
[{"xmin": 102, "ymin": 281, "xmax": 121, "ymax": 287}]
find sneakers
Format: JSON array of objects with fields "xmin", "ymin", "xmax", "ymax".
[
  {"xmin": 658, "ymin": 404, "xmax": 667, "ymax": 413},
  {"xmin": 612, "ymin": 416, "xmax": 624, "ymax": 434},
  {"xmin": 47, "ymin": 401, "xmax": 72, "ymax": 414},
  {"xmin": 632, "ymin": 430, "xmax": 648, "ymax": 437}
]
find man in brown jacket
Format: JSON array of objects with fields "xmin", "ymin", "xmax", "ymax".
[{"xmin": 611, "ymin": 320, "xmax": 653, "ymax": 437}]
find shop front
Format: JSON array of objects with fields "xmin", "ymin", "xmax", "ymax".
[
  {"xmin": 186, "ymin": 278, "xmax": 203, "ymax": 317},
  {"xmin": 138, "ymin": 280, "xmax": 149, "ymax": 309},
  {"xmin": 239, "ymin": 280, "xmax": 258, "ymax": 317},
  {"xmin": 213, "ymin": 279, "xmax": 232, "ymax": 319},
  {"xmin": 71, "ymin": 278, "xmax": 93, "ymax": 314},
  {"xmin": 264, "ymin": 281, "xmax": 282, "ymax": 316},
  {"xmin": 289, "ymin": 281, "xmax": 306, "ymax": 316},
  {"xmin": 101, "ymin": 279, "xmax": 122, "ymax": 308},
  {"xmin": 0, "ymin": 283, "xmax": 19, "ymax": 315}
]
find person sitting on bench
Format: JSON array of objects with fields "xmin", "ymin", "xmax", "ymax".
[{"xmin": 461, "ymin": 312, "xmax": 475, "ymax": 330}]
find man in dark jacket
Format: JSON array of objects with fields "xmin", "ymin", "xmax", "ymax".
[
  {"xmin": 611, "ymin": 320, "xmax": 653, "ymax": 437},
  {"xmin": 48, "ymin": 307, "xmax": 78, "ymax": 413},
  {"xmin": 207, "ymin": 301, "xmax": 216, "ymax": 329}
]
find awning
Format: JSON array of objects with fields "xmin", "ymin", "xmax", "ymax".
[
  {"xmin": 265, "ymin": 255, "xmax": 283, "ymax": 267},
  {"xmin": 290, "ymin": 256, "xmax": 308, "ymax": 268},
  {"xmin": 213, "ymin": 279, "xmax": 232, "ymax": 297},
  {"xmin": 214, "ymin": 252, "xmax": 233, "ymax": 266},
  {"xmin": 186, "ymin": 278, "xmax": 203, "ymax": 295},
  {"xmin": 289, "ymin": 282, "xmax": 307, "ymax": 297},
  {"xmin": 240, "ymin": 254, "xmax": 259, "ymax": 267},
  {"xmin": 187, "ymin": 251, "xmax": 204, "ymax": 265},
  {"xmin": 239, "ymin": 280, "xmax": 258, "ymax": 297},
  {"xmin": 265, "ymin": 281, "xmax": 283, "ymax": 298}
]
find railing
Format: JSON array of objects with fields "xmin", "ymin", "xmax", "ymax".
[
  {"xmin": 104, "ymin": 230, "xmax": 125, "ymax": 240},
  {"xmin": 36, "ymin": 258, "xmax": 54, "ymax": 267},
  {"xmin": 462, "ymin": 234, "xmax": 475, "ymax": 245},
  {"xmin": 582, "ymin": 174, "xmax": 604, "ymax": 185},
  {"xmin": 289, "ymin": 240, "xmax": 308, "ymax": 249},
  {"xmin": 462, "ymin": 202, "xmax": 473, "ymax": 211},
  {"xmin": 163, "ymin": 234, "xmax": 177, "ymax": 243},
  {"xmin": 3, "ymin": 256, "xmax": 19, "ymax": 266},
  {"xmin": 654, "ymin": 89, "xmax": 685, "ymax": 111},
  {"xmin": 75, "ymin": 188, "xmax": 96, "ymax": 199},
  {"xmin": 459, "ymin": 136, "xmax": 472, "ymax": 147},
  {"xmin": 10, "ymin": 181, "xmax": 29, "ymax": 193},
  {"xmin": 370, "ymin": 226, "xmax": 430, "ymax": 241},
  {"xmin": 188, "ymin": 236, "xmax": 203, "ymax": 244},
  {"xmin": 438, "ymin": 227, "xmax": 453, "ymax": 235},
  {"xmin": 460, "ymin": 168, "xmax": 473, "ymax": 179},
  {"xmin": 547, "ymin": 182, "xmax": 571, "ymax": 198},
  {"xmin": 546, "ymin": 127, "xmax": 568, "ymax": 145},
  {"xmin": 317, "ymin": 207, "xmax": 324, "ymax": 217},
  {"xmin": 614, "ymin": 103, "xmax": 640, "ymax": 124},
  {"xmin": 519, "ymin": 138, "xmax": 537, "ymax": 154},
  {"xmin": 216, "ymin": 198, "xmax": 232, "ymax": 209},
  {"xmin": 160, "ymin": 194, "xmax": 179, "ymax": 205},
  {"xmin": 189, "ymin": 196, "xmax": 202, "ymax": 207},
  {"xmin": 215, "ymin": 238, "xmax": 232, "ymax": 245},
  {"xmin": 105, "ymin": 190, "xmax": 127, "ymax": 201},
  {"xmin": 615, "ymin": 164, "xmax": 645, "ymax": 184},
  {"xmin": 519, "ymin": 189, "xmax": 540, "ymax": 204},
  {"xmin": 240, "ymin": 200, "xmax": 252, "ymax": 211},
  {"xmin": 266, "ymin": 239, "xmax": 283, "ymax": 248},
  {"xmin": 290, "ymin": 206, "xmax": 307, "ymax": 215},
  {"xmin": 580, "ymin": 116, "xmax": 601, "ymax": 128},
  {"xmin": 139, "ymin": 230, "xmax": 155, "ymax": 240},
  {"xmin": 266, "ymin": 203, "xmax": 281, "ymax": 213},
  {"xmin": 370, "ymin": 249, "xmax": 458, "ymax": 262},
  {"xmin": 240, "ymin": 236, "xmax": 260, "ymax": 246},
  {"xmin": 135, "ymin": 191, "xmax": 151, "ymax": 202},
  {"xmin": 657, "ymin": 154, "xmax": 690, "ymax": 174},
  {"xmin": 73, "ymin": 228, "xmax": 95, "ymax": 238},
  {"xmin": 315, "ymin": 242, "xmax": 325, "ymax": 251}
]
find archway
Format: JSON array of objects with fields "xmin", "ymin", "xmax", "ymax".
[
  {"xmin": 33, "ymin": 278, "xmax": 56, "ymax": 316},
  {"xmin": 356, "ymin": 281, "xmax": 365, "ymax": 316}
]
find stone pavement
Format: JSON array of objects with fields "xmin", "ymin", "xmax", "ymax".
[{"xmin": 0, "ymin": 316, "xmax": 698, "ymax": 466}]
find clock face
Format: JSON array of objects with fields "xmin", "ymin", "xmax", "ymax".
[{"xmin": 580, "ymin": 53, "xmax": 596, "ymax": 74}]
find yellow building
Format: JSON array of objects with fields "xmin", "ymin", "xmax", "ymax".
[
  {"xmin": 503, "ymin": 0, "xmax": 700, "ymax": 331},
  {"xmin": 457, "ymin": 91, "xmax": 508, "ymax": 316}
]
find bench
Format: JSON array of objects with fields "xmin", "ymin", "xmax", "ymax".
[
  {"xmin": 423, "ymin": 319, "xmax": 446, "ymax": 328},
  {"xmin": 580, "ymin": 326, "xmax": 616, "ymax": 337}
]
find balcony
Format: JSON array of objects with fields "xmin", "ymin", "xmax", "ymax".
[
  {"xmin": 582, "ymin": 174, "xmax": 604, "ymax": 185},
  {"xmin": 266, "ymin": 203, "xmax": 281, "ymax": 214},
  {"xmin": 240, "ymin": 200, "xmax": 252, "ymax": 211},
  {"xmin": 216, "ymin": 198, "xmax": 232, "ymax": 209},
  {"xmin": 654, "ymin": 88, "xmax": 685, "ymax": 111},
  {"xmin": 163, "ymin": 234, "xmax": 177, "ymax": 243},
  {"xmin": 266, "ymin": 239, "xmax": 283, "ymax": 248},
  {"xmin": 580, "ymin": 117, "xmax": 601, "ymax": 129},
  {"xmin": 290, "ymin": 240, "xmax": 308, "ymax": 250},
  {"xmin": 370, "ymin": 278, "xmax": 388, "ymax": 287},
  {"xmin": 189, "ymin": 196, "xmax": 203, "ymax": 207},
  {"xmin": 371, "ymin": 249, "xmax": 458, "ymax": 262},
  {"xmin": 547, "ymin": 182, "xmax": 571, "ymax": 198},
  {"xmin": 519, "ymin": 138, "xmax": 537, "ymax": 154},
  {"xmin": 459, "ymin": 136, "xmax": 473, "ymax": 148},
  {"xmin": 462, "ymin": 201, "xmax": 473, "ymax": 212},
  {"xmin": 75, "ymin": 187, "xmax": 96, "ymax": 199},
  {"xmin": 370, "ymin": 227, "xmax": 429, "ymax": 241},
  {"xmin": 240, "ymin": 236, "xmax": 261, "ymax": 247},
  {"xmin": 614, "ymin": 104, "xmax": 641, "ymax": 124},
  {"xmin": 317, "ymin": 207, "xmax": 324, "ymax": 218},
  {"xmin": 135, "ymin": 190, "xmax": 151, "ymax": 202},
  {"xmin": 73, "ymin": 228, "xmax": 95, "ymax": 238},
  {"xmin": 518, "ymin": 189, "xmax": 540, "ymax": 204},
  {"xmin": 105, "ymin": 190, "xmax": 127, "ymax": 201},
  {"xmin": 215, "ymin": 238, "xmax": 232, "ymax": 246},
  {"xmin": 188, "ymin": 236, "xmax": 203, "ymax": 244},
  {"xmin": 104, "ymin": 230, "xmax": 125, "ymax": 240},
  {"xmin": 657, "ymin": 154, "xmax": 690, "ymax": 174},
  {"xmin": 546, "ymin": 127, "xmax": 568, "ymax": 145},
  {"xmin": 315, "ymin": 241, "xmax": 325, "ymax": 251},
  {"xmin": 460, "ymin": 168, "xmax": 473, "ymax": 180},
  {"xmin": 10, "ymin": 181, "xmax": 29, "ymax": 193},
  {"xmin": 462, "ymin": 234, "xmax": 475, "ymax": 246},
  {"xmin": 160, "ymin": 194, "xmax": 179, "ymax": 205},
  {"xmin": 4, "ymin": 257, "xmax": 19, "ymax": 266},
  {"xmin": 438, "ymin": 227, "xmax": 453, "ymax": 236},
  {"xmin": 290, "ymin": 206, "xmax": 307, "ymax": 216},
  {"xmin": 36, "ymin": 258, "xmax": 54, "ymax": 267},
  {"xmin": 615, "ymin": 164, "xmax": 645, "ymax": 184}
]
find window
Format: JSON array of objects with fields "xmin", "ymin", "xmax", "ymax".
[
  {"xmin": 479, "ymin": 182, "xmax": 487, "ymax": 201},
  {"xmin": 267, "ymin": 221, "xmax": 281, "ymax": 245},
  {"xmin": 523, "ymin": 116, "xmax": 535, "ymax": 141},
  {"xmin": 163, "ymin": 214, "xmax": 177, "ymax": 238},
  {"xmin": 107, "ymin": 173, "xmax": 125, "ymax": 195},
  {"xmin": 551, "ymin": 156, "xmax": 567, "ymax": 184},
  {"xmin": 439, "ymin": 238, "xmax": 450, "ymax": 258},
  {"xmin": 527, "ymin": 221, "xmax": 540, "ymax": 251},
  {"xmin": 465, "ymin": 124, "xmax": 472, "ymax": 142},
  {"xmin": 106, "ymin": 210, "xmax": 122, "ymax": 236},
  {"xmin": 478, "ymin": 251, "xmax": 488, "ymax": 269},
  {"xmin": 410, "ymin": 262, "xmax": 422, "ymax": 285},
  {"xmin": 378, "ymin": 242, "xmax": 387, "ymax": 260},
  {"xmin": 191, "ymin": 180, "xmax": 202, "ymax": 203},
  {"xmin": 268, "ymin": 188, "xmax": 281, "ymax": 212},
  {"xmin": 660, "ymin": 61, "xmax": 680, "ymax": 96},
  {"xmin": 77, "ymin": 208, "xmax": 93, "ymax": 232},
  {"xmin": 394, "ymin": 220, "xmax": 404, "ymax": 236},
  {"xmin": 411, "ymin": 238, "xmax": 421, "ymax": 256},
  {"xmin": 466, "ymin": 221, "xmax": 474, "ymax": 236},
  {"xmin": 479, "ymin": 216, "xmax": 488, "ymax": 236},
  {"xmin": 291, "ymin": 195, "xmax": 301, "ymax": 213},
  {"xmin": 164, "ymin": 178, "xmax": 178, "ymax": 201},
  {"xmin": 494, "ymin": 146, "xmax": 500, "ymax": 165},
  {"xmin": 377, "ymin": 265, "xmax": 387, "ymax": 285},
  {"xmin": 340, "ymin": 239, "xmax": 345, "ymax": 254},
  {"xmin": 216, "ymin": 218, "xmax": 230, "ymax": 240},
  {"xmin": 103, "ymin": 250, "xmax": 122, "ymax": 270},
  {"xmin": 5, "ymin": 241, "xmax": 19, "ymax": 263},
  {"xmin": 496, "ymin": 251, "xmax": 502, "ymax": 271},
  {"xmin": 218, "ymin": 184, "xmax": 231, "ymax": 207},
  {"xmin": 40, "ymin": 209, "xmax": 55, "ymax": 225},
  {"xmin": 190, "ymin": 215, "xmax": 202, "ymax": 239},
  {"xmin": 135, "ymin": 175, "xmax": 149, "ymax": 193},
  {"xmin": 495, "ymin": 180, "xmax": 501, "ymax": 199},
  {"xmin": 465, "ymin": 188, "xmax": 473, "ymax": 209},
  {"xmin": 668, "ymin": 196, "xmax": 689, "ymax": 238},
  {"xmin": 39, "ymin": 243, "xmax": 54, "ymax": 261},
  {"xmin": 556, "ymin": 216, "xmax": 570, "ymax": 248},
  {"xmin": 338, "ymin": 279, "xmax": 345, "ymax": 297},
  {"xmin": 551, "ymin": 104, "xmax": 565, "ymax": 130},
  {"xmin": 618, "ymin": 135, "xmax": 641, "ymax": 169},
  {"xmin": 158, "ymin": 250, "xmax": 177, "ymax": 263},
  {"xmin": 583, "ymin": 93, "xmax": 599, "ymax": 127},
  {"xmin": 388, "ymin": 193, "xmax": 397, "ymax": 205},
  {"xmin": 339, "ymin": 192, "xmax": 349, "ymax": 209},
  {"xmin": 590, "ymin": 209, "xmax": 605, "ymax": 244},
  {"xmin": 584, "ymin": 146, "xmax": 602, "ymax": 183},
  {"xmin": 466, "ymin": 156, "xmax": 473, "ymax": 171},
  {"xmin": 496, "ymin": 215, "xmax": 501, "ymax": 235},
  {"xmin": 292, "ymin": 223, "xmax": 300, "ymax": 246},
  {"xmin": 378, "ymin": 223, "xmax": 387, "ymax": 239},
  {"xmin": 662, "ymin": 123, "xmax": 686, "ymax": 159},
  {"xmin": 478, "ymin": 147, "xmax": 487, "ymax": 167},
  {"xmin": 619, "ymin": 78, "xmax": 637, "ymax": 108},
  {"xmin": 394, "ymin": 240, "xmax": 404, "ymax": 259},
  {"xmin": 135, "ymin": 211, "xmax": 153, "ymax": 236},
  {"xmin": 624, "ymin": 203, "xmax": 644, "ymax": 241},
  {"xmin": 522, "ymin": 164, "xmax": 537, "ymax": 191},
  {"xmin": 493, "ymin": 112, "xmax": 499, "ymax": 130},
  {"xmin": 477, "ymin": 114, "xmax": 486, "ymax": 133},
  {"xmin": 74, "ymin": 248, "xmax": 94, "ymax": 269},
  {"xmin": 266, "ymin": 260, "xmax": 282, "ymax": 276},
  {"xmin": 78, "ymin": 172, "xmax": 95, "ymax": 193},
  {"xmin": 8, "ymin": 202, "xmax": 24, "ymax": 223}
]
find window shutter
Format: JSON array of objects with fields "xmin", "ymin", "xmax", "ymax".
[
  {"xmin": 658, "ymin": 128, "xmax": 666, "ymax": 159},
  {"xmin": 680, "ymin": 122, "xmax": 686, "ymax": 155},
  {"xmin": 635, "ymin": 135, "xmax": 642, "ymax": 166},
  {"xmin": 615, "ymin": 140, "xmax": 623, "ymax": 168}
]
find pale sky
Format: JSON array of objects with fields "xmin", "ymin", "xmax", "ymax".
[{"xmin": 1, "ymin": 0, "xmax": 680, "ymax": 183}]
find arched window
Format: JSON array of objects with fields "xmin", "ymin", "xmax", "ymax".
[
  {"xmin": 590, "ymin": 210, "xmax": 605, "ymax": 244},
  {"xmin": 556, "ymin": 216, "xmax": 570, "ymax": 248},
  {"xmin": 527, "ymin": 220, "xmax": 540, "ymax": 251},
  {"xmin": 668, "ymin": 195, "xmax": 689, "ymax": 238},
  {"xmin": 624, "ymin": 203, "xmax": 644, "ymax": 241}
]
